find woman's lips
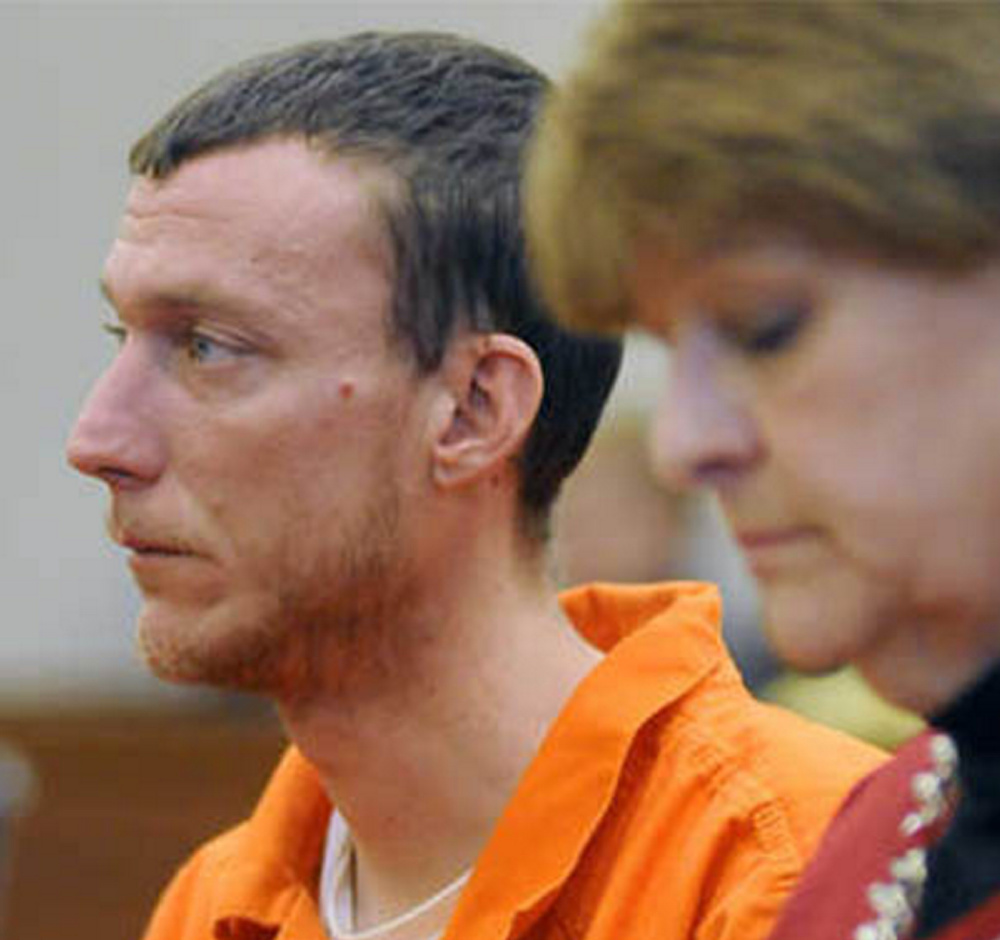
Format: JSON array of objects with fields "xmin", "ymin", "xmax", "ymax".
[{"xmin": 734, "ymin": 527, "xmax": 819, "ymax": 573}]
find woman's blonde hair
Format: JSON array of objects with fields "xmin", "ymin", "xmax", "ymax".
[{"xmin": 526, "ymin": 1, "xmax": 1000, "ymax": 334}]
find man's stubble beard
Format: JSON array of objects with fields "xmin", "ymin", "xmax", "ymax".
[{"xmin": 139, "ymin": 484, "xmax": 416, "ymax": 707}]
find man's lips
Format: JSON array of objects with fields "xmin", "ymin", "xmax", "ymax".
[
  {"xmin": 113, "ymin": 527, "xmax": 199, "ymax": 558},
  {"xmin": 106, "ymin": 519, "xmax": 214, "ymax": 589},
  {"xmin": 106, "ymin": 514, "xmax": 196, "ymax": 556},
  {"xmin": 119, "ymin": 535, "xmax": 208, "ymax": 583},
  {"xmin": 123, "ymin": 542, "xmax": 197, "ymax": 575},
  {"xmin": 128, "ymin": 545, "xmax": 189, "ymax": 559}
]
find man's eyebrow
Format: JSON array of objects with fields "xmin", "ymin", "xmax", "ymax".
[
  {"xmin": 97, "ymin": 278, "xmax": 252, "ymax": 320},
  {"xmin": 99, "ymin": 277, "xmax": 205, "ymax": 310}
]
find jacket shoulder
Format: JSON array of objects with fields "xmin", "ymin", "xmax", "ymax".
[
  {"xmin": 596, "ymin": 670, "xmax": 886, "ymax": 939},
  {"xmin": 141, "ymin": 823, "xmax": 250, "ymax": 940},
  {"xmin": 665, "ymin": 670, "xmax": 887, "ymax": 860}
]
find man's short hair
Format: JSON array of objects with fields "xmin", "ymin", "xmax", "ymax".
[
  {"xmin": 130, "ymin": 31, "xmax": 623, "ymax": 540},
  {"xmin": 525, "ymin": 1, "xmax": 1000, "ymax": 335}
]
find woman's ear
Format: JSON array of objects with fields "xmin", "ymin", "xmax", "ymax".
[{"xmin": 431, "ymin": 333, "xmax": 544, "ymax": 490}]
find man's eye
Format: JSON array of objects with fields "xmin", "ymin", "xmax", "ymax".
[
  {"xmin": 184, "ymin": 332, "xmax": 239, "ymax": 364},
  {"xmin": 720, "ymin": 301, "xmax": 809, "ymax": 356}
]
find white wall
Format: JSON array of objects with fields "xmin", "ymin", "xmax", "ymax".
[{"xmin": 1, "ymin": 0, "xmax": 611, "ymax": 706}]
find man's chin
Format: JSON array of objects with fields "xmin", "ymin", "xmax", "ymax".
[{"xmin": 135, "ymin": 599, "xmax": 287, "ymax": 696}]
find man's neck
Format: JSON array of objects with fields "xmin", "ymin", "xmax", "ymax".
[{"xmin": 277, "ymin": 565, "xmax": 601, "ymax": 931}]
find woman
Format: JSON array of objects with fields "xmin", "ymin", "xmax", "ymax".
[{"xmin": 525, "ymin": 4, "xmax": 1000, "ymax": 939}]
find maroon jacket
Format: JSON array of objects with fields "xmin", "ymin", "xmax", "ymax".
[{"xmin": 767, "ymin": 730, "xmax": 1000, "ymax": 940}]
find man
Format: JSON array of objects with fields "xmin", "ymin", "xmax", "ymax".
[{"xmin": 68, "ymin": 32, "xmax": 882, "ymax": 940}]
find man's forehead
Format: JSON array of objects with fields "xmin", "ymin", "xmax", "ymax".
[
  {"xmin": 104, "ymin": 140, "xmax": 396, "ymax": 337},
  {"xmin": 122, "ymin": 140, "xmax": 388, "ymax": 247}
]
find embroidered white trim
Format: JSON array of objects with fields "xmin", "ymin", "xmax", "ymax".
[{"xmin": 853, "ymin": 734, "xmax": 959, "ymax": 940}]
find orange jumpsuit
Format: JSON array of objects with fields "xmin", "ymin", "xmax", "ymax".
[{"xmin": 142, "ymin": 582, "xmax": 885, "ymax": 940}]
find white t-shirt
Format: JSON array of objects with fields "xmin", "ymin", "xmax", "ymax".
[{"xmin": 320, "ymin": 810, "xmax": 471, "ymax": 940}]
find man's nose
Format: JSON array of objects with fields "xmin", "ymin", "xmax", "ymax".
[
  {"xmin": 66, "ymin": 343, "xmax": 166, "ymax": 489},
  {"xmin": 648, "ymin": 332, "xmax": 762, "ymax": 493}
]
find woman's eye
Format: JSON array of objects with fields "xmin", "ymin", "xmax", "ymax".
[{"xmin": 721, "ymin": 301, "xmax": 809, "ymax": 356}]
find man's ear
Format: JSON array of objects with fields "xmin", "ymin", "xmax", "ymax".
[{"xmin": 431, "ymin": 333, "xmax": 543, "ymax": 490}]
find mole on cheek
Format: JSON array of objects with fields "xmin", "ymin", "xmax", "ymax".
[{"xmin": 338, "ymin": 381, "xmax": 355, "ymax": 401}]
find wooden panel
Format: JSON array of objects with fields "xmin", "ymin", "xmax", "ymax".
[{"xmin": 0, "ymin": 708, "xmax": 286, "ymax": 940}]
